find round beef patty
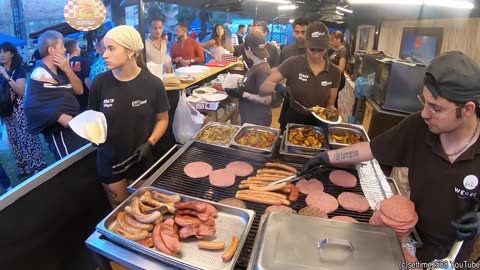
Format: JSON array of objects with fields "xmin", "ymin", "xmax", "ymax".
[
  {"xmin": 329, "ymin": 170, "xmax": 357, "ymax": 188},
  {"xmin": 305, "ymin": 191, "xmax": 338, "ymax": 214},
  {"xmin": 337, "ymin": 192, "xmax": 370, "ymax": 212},
  {"xmin": 331, "ymin": 216, "xmax": 359, "ymax": 223},
  {"xmin": 296, "ymin": 179, "xmax": 324, "ymax": 195},
  {"xmin": 209, "ymin": 169, "xmax": 236, "ymax": 187},
  {"xmin": 184, "ymin": 162, "xmax": 213, "ymax": 178},
  {"xmin": 218, "ymin": 198, "xmax": 247, "ymax": 209},
  {"xmin": 226, "ymin": 161, "xmax": 254, "ymax": 177},
  {"xmin": 265, "ymin": 205, "xmax": 296, "ymax": 215}
]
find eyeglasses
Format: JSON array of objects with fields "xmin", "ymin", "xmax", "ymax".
[
  {"xmin": 417, "ymin": 95, "xmax": 462, "ymax": 119},
  {"xmin": 309, "ymin": 48, "xmax": 325, "ymax": 53}
]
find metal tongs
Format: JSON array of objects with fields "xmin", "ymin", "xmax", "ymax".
[
  {"xmin": 111, "ymin": 152, "xmax": 140, "ymax": 174},
  {"xmin": 267, "ymin": 165, "xmax": 327, "ymax": 186}
]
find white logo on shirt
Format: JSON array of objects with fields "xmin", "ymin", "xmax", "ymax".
[
  {"xmin": 464, "ymin": 175, "xmax": 478, "ymax": 190},
  {"xmin": 132, "ymin": 100, "xmax": 147, "ymax": 107},
  {"xmin": 311, "ymin": 31, "xmax": 326, "ymax": 38},
  {"xmin": 298, "ymin": 73, "xmax": 309, "ymax": 82},
  {"xmin": 321, "ymin": 81, "xmax": 332, "ymax": 87},
  {"xmin": 103, "ymin": 99, "xmax": 114, "ymax": 108}
]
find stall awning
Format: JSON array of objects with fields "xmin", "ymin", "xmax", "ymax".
[
  {"xmin": 0, "ymin": 33, "xmax": 26, "ymax": 46},
  {"xmin": 28, "ymin": 22, "xmax": 80, "ymax": 39}
]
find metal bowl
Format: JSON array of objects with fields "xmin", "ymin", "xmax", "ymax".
[
  {"xmin": 327, "ymin": 123, "xmax": 370, "ymax": 149},
  {"xmin": 230, "ymin": 124, "xmax": 280, "ymax": 154},
  {"xmin": 285, "ymin": 124, "xmax": 329, "ymax": 155}
]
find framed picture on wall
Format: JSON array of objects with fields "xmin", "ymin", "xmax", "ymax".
[{"xmin": 399, "ymin": 27, "xmax": 443, "ymax": 65}]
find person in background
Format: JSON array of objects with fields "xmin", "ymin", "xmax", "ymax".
[
  {"xmin": 24, "ymin": 30, "xmax": 86, "ymax": 161},
  {"xmin": 279, "ymin": 18, "xmax": 308, "ymax": 64},
  {"xmin": 224, "ymin": 32, "xmax": 272, "ymax": 126},
  {"xmin": 302, "ymin": 51, "xmax": 480, "ymax": 265},
  {"xmin": 65, "ymin": 39, "xmax": 91, "ymax": 111},
  {"xmin": 88, "ymin": 25, "xmax": 170, "ymax": 207},
  {"xmin": 0, "ymin": 42, "xmax": 47, "ymax": 180},
  {"xmin": 236, "ymin": 24, "xmax": 246, "ymax": 45},
  {"xmin": 329, "ymin": 31, "xmax": 349, "ymax": 107},
  {"xmin": 170, "ymin": 23, "xmax": 205, "ymax": 68},
  {"xmin": 242, "ymin": 21, "xmax": 278, "ymax": 68},
  {"xmin": 224, "ymin": 23, "xmax": 238, "ymax": 46},
  {"xmin": 201, "ymin": 24, "xmax": 234, "ymax": 61},
  {"xmin": 259, "ymin": 22, "xmax": 341, "ymax": 130},
  {"xmin": 145, "ymin": 17, "xmax": 171, "ymax": 65},
  {"xmin": 247, "ymin": 25, "xmax": 253, "ymax": 34},
  {"xmin": 89, "ymin": 35, "xmax": 108, "ymax": 83}
]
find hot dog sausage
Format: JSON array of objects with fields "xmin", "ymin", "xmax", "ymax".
[
  {"xmin": 287, "ymin": 184, "xmax": 299, "ymax": 202},
  {"xmin": 249, "ymin": 182, "xmax": 287, "ymax": 192},
  {"xmin": 125, "ymin": 198, "xmax": 162, "ymax": 224},
  {"xmin": 222, "ymin": 236, "xmax": 239, "ymax": 262},
  {"xmin": 140, "ymin": 192, "xmax": 176, "ymax": 214},
  {"xmin": 265, "ymin": 162, "xmax": 298, "ymax": 173},
  {"xmin": 256, "ymin": 169, "xmax": 294, "ymax": 176},
  {"xmin": 116, "ymin": 211, "xmax": 142, "ymax": 234},
  {"xmin": 237, "ymin": 189, "xmax": 287, "ymax": 199},
  {"xmin": 151, "ymin": 191, "xmax": 181, "ymax": 203},
  {"xmin": 113, "ymin": 225, "xmax": 149, "ymax": 241},
  {"xmin": 235, "ymin": 193, "xmax": 282, "ymax": 205},
  {"xmin": 124, "ymin": 213, "xmax": 154, "ymax": 231},
  {"xmin": 198, "ymin": 241, "xmax": 225, "ymax": 250}
]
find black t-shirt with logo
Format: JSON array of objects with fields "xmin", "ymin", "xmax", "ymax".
[
  {"xmin": 240, "ymin": 61, "xmax": 272, "ymax": 126},
  {"xmin": 370, "ymin": 112, "xmax": 480, "ymax": 262},
  {"xmin": 88, "ymin": 69, "xmax": 170, "ymax": 181}
]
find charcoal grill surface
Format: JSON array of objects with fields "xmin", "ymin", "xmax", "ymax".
[{"xmin": 150, "ymin": 142, "xmax": 373, "ymax": 270}]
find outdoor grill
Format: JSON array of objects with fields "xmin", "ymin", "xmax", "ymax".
[{"xmin": 148, "ymin": 141, "xmax": 374, "ymax": 270}]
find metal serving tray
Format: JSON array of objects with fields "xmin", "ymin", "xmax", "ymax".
[
  {"xmin": 285, "ymin": 124, "xmax": 329, "ymax": 155},
  {"xmin": 248, "ymin": 213, "xmax": 405, "ymax": 270},
  {"xmin": 278, "ymin": 131, "xmax": 312, "ymax": 163},
  {"xmin": 96, "ymin": 186, "xmax": 255, "ymax": 270},
  {"xmin": 193, "ymin": 121, "xmax": 240, "ymax": 148},
  {"xmin": 328, "ymin": 123, "xmax": 370, "ymax": 149},
  {"xmin": 230, "ymin": 124, "xmax": 280, "ymax": 154}
]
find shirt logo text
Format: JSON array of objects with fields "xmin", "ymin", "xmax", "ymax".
[
  {"xmin": 132, "ymin": 100, "xmax": 147, "ymax": 107},
  {"xmin": 103, "ymin": 99, "xmax": 114, "ymax": 108},
  {"xmin": 298, "ymin": 73, "xmax": 309, "ymax": 82}
]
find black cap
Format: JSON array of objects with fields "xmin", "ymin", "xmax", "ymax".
[
  {"xmin": 245, "ymin": 32, "xmax": 270, "ymax": 59},
  {"xmin": 305, "ymin": 21, "xmax": 330, "ymax": 50},
  {"xmin": 425, "ymin": 51, "xmax": 480, "ymax": 103}
]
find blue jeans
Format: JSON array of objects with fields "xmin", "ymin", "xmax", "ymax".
[{"xmin": 0, "ymin": 163, "xmax": 11, "ymax": 189}]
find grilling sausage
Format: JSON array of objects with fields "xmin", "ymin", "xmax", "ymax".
[
  {"xmin": 265, "ymin": 162, "xmax": 298, "ymax": 173},
  {"xmin": 116, "ymin": 211, "xmax": 142, "ymax": 234},
  {"xmin": 151, "ymin": 190, "xmax": 181, "ymax": 203},
  {"xmin": 140, "ymin": 191, "xmax": 176, "ymax": 214},
  {"xmin": 126, "ymin": 197, "xmax": 162, "ymax": 224},
  {"xmin": 235, "ymin": 193, "xmax": 284, "ymax": 205},
  {"xmin": 287, "ymin": 184, "xmax": 299, "ymax": 202},
  {"xmin": 113, "ymin": 225, "xmax": 149, "ymax": 241},
  {"xmin": 249, "ymin": 182, "xmax": 286, "ymax": 192},
  {"xmin": 124, "ymin": 214, "xmax": 154, "ymax": 231},
  {"xmin": 161, "ymin": 219, "xmax": 182, "ymax": 253},
  {"xmin": 198, "ymin": 241, "xmax": 225, "ymax": 250},
  {"xmin": 256, "ymin": 169, "xmax": 294, "ymax": 176},
  {"xmin": 237, "ymin": 189, "xmax": 288, "ymax": 199},
  {"xmin": 152, "ymin": 223, "xmax": 176, "ymax": 256},
  {"xmin": 222, "ymin": 235, "xmax": 239, "ymax": 262}
]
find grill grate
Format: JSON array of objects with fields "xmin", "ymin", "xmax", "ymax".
[{"xmin": 151, "ymin": 145, "xmax": 373, "ymax": 270}]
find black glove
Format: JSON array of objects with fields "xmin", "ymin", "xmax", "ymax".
[
  {"xmin": 225, "ymin": 87, "xmax": 244, "ymax": 98},
  {"xmin": 275, "ymin": 83, "xmax": 290, "ymax": 98},
  {"xmin": 301, "ymin": 151, "xmax": 330, "ymax": 173},
  {"xmin": 451, "ymin": 211, "xmax": 480, "ymax": 240},
  {"xmin": 136, "ymin": 140, "xmax": 153, "ymax": 163}
]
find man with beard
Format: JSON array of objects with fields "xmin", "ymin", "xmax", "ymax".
[
  {"xmin": 170, "ymin": 23, "xmax": 205, "ymax": 67},
  {"xmin": 145, "ymin": 17, "xmax": 171, "ymax": 65},
  {"xmin": 279, "ymin": 18, "xmax": 309, "ymax": 64},
  {"xmin": 302, "ymin": 51, "xmax": 480, "ymax": 267}
]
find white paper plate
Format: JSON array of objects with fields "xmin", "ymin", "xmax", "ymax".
[
  {"xmin": 186, "ymin": 95, "xmax": 203, "ymax": 103},
  {"xmin": 193, "ymin": 87, "xmax": 216, "ymax": 97},
  {"xmin": 69, "ymin": 110, "xmax": 108, "ymax": 144},
  {"xmin": 204, "ymin": 93, "xmax": 228, "ymax": 102},
  {"xmin": 312, "ymin": 111, "xmax": 342, "ymax": 124},
  {"xmin": 175, "ymin": 67, "xmax": 204, "ymax": 75},
  {"xmin": 190, "ymin": 65, "xmax": 210, "ymax": 71}
]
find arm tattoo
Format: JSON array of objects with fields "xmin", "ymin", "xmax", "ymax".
[{"xmin": 334, "ymin": 149, "xmax": 360, "ymax": 161}]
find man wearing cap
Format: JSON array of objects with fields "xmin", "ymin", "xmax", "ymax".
[
  {"xmin": 279, "ymin": 18, "xmax": 309, "ymax": 64},
  {"xmin": 224, "ymin": 32, "xmax": 272, "ymax": 126},
  {"xmin": 259, "ymin": 21, "xmax": 341, "ymax": 130},
  {"xmin": 235, "ymin": 21, "xmax": 279, "ymax": 69},
  {"xmin": 302, "ymin": 51, "xmax": 480, "ymax": 265}
]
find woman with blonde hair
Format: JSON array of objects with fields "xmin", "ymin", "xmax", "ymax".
[
  {"xmin": 201, "ymin": 24, "xmax": 234, "ymax": 60},
  {"xmin": 88, "ymin": 25, "xmax": 170, "ymax": 206}
]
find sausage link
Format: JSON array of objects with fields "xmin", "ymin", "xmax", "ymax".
[
  {"xmin": 222, "ymin": 236, "xmax": 239, "ymax": 262},
  {"xmin": 198, "ymin": 241, "xmax": 225, "ymax": 250}
]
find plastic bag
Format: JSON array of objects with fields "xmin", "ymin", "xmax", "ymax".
[{"xmin": 172, "ymin": 91, "xmax": 205, "ymax": 144}]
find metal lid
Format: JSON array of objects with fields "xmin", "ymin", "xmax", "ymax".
[{"xmin": 251, "ymin": 213, "xmax": 404, "ymax": 270}]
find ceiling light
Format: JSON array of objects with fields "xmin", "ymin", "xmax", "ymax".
[
  {"xmin": 278, "ymin": 4, "xmax": 297, "ymax": 10},
  {"xmin": 336, "ymin": 6, "xmax": 353, "ymax": 13},
  {"xmin": 335, "ymin": 10, "xmax": 345, "ymax": 15},
  {"xmin": 336, "ymin": 21, "xmax": 345, "ymax": 24},
  {"xmin": 252, "ymin": 0, "xmax": 291, "ymax": 4},
  {"xmin": 348, "ymin": 0, "xmax": 474, "ymax": 9},
  {"xmin": 289, "ymin": 18, "xmax": 295, "ymax": 23}
]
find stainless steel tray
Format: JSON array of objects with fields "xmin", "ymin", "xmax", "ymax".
[
  {"xmin": 278, "ymin": 132, "xmax": 313, "ymax": 163},
  {"xmin": 96, "ymin": 186, "xmax": 255, "ymax": 270},
  {"xmin": 230, "ymin": 123, "xmax": 280, "ymax": 154},
  {"xmin": 285, "ymin": 124, "xmax": 329, "ymax": 155},
  {"xmin": 193, "ymin": 121, "xmax": 240, "ymax": 148},
  {"xmin": 327, "ymin": 123, "xmax": 370, "ymax": 149},
  {"xmin": 248, "ymin": 212, "xmax": 404, "ymax": 270}
]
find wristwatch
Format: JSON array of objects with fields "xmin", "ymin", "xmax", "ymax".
[
  {"xmin": 190, "ymin": 59, "xmax": 194, "ymax": 64},
  {"xmin": 7, "ymin": 77, "xmax": 12, "ymax": 82}
]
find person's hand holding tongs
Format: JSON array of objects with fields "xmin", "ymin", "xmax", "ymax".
[{"xmin": 111, "ymin": 140, "xmax": 154, "ymax": 174}]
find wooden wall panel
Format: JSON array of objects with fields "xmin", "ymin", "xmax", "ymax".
[{"xmin": 378, "ymin": 18, "xmax": 480, "ymax": 63}]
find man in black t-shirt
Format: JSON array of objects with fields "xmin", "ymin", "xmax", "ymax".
[
  {"xmin": 279, "ymin": 18, "xmax": 308, "ymax": 64},
  {"xmin": 65, "ymin": 39, "xmax": 91, "ymax": 111},
  {"xmin": 236, "ymin": 24, "xmax": 246, "ymax": 45},
  {"xmin": 302, "ymin": 51, "xmax": 480, "ymax": 266}
]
